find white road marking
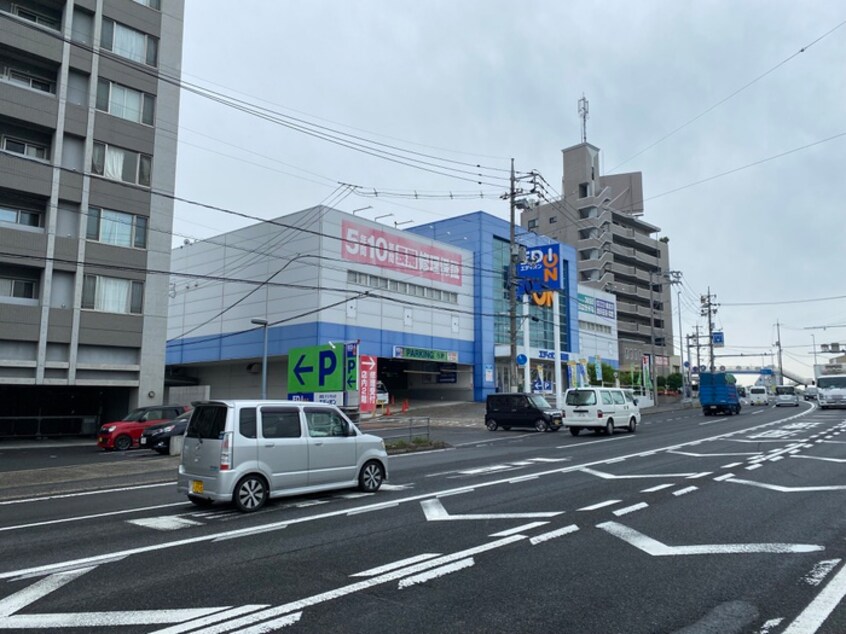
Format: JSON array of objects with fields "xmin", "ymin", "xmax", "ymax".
[
  {"xmin": 350, "ymin": 554, "xmax": 441, "ymax": 578},
  {"xmin": 727, "ymin": 478, "xmax": 846, "ymax": 492},
  {"xmin": 295, "ymin": 500, "xmax": 330, "ymax": 508},
  {"xmin": 790, "ymin": 455, "xmax": 846, "ymax": 464},
  {"xmin": 0, "ymin": 502, "xmax": 186, "ymax": 534},
  {"xmin": 0, "ymin": 482, "xmax": 174, "ymax": 506},
  {"xmin": 457, "ymin": 465, "xmax": 517, "ymax": 475},
  {"xmin": 379, "ymin": 484, "xmax": 412, "ymax": 491},
  {"xmin": 420, "ymin": 498, "xmax": 561, "ymax": 522},
  {"xmin": 802, "ymin": 559, "xmax": 842, "ymax": 586},
  {"xmin": 686, "ymin": 472, "xmax": 712, "ymax": 479},
  {"xmin": 507, "ymin": 474, "xmax": 540, "ymax": 484},
  {"xmin": 769, "ymin": 456, "xmax": 785, "ymax": 462},
  {"xmin": 398, "ymin": 558, "xmax": 474, "ymax": 589},
  {"xmin": 126, "ymin": 517, "xmax": 203, "ymax": 531},
  {"xmin": 745, "ymin": 464, "xmax": 763, "ymax": 471},
  {"xmin": 452, "ymin": 433, "xmax": 535, "ymax": 447},
  {"xmin": 0, "ymin": 567, "xmax": 93, "ymax": 617},
  {"xmin": 530, "ymin": 524, "xmax": 580, "ymax": 545},
  {"xmin": 671, "ymin": 451, "xmax": 757, "ymax": 458},
  {"xmin": 757, "ymin": 617, "xmax": 784, "ymax": 633},
  {"xmin": 699, "ymin": 418, "xmax": 727, "ymax": 425},
  {"xmin": 613, "ymin": 502, "xmax": 648, "ymax": 516},
  {"xmin": 150, "ymin": 605, "xmax": 271, "ymax": 634},
  {"xmin": 346, "ymin": 502, "xmax": 399, "ymax": 516},
  {"xmin": 489, "ymin": 521, "xmax": 549, "ymax": 537},
  {"xmin": 597, "ymin": 521, "xmax": 823, "ymax": 555},
  {"xmin": 713, "ymin": 473, "xmax": 734, "ymax": 482},
  {"xmin": 581, "ymin": 467, "xmax": 698, "ymax": 479},
  {"xmin": 606, "ymin": 457, "xmax": 625, "ymax": 463},
  {"xmin": 782, "ymin": 559, "xmax": 846, "ymax": 633},
  {"xmin": 226, "ymin": 611, "xmax": 303, "ymax": 633},
  {"xmin": 528, "ymin": 457, "xmax": 571, "ymax": 463},
  {"xmin": 673, "ymin": 486, "xmax": 699, "ymax": 496},
  {"xmin": 577, "ymin": 500, "xmax": 621, "ymax": 511},
  {"xmin": 640, "ymin": 484, "xmax": 674, "ymax": 493},
  {"xmin": 721, "ymin": 462, "xmax": 744, "ymax": 469},
  {"xmin": 555, "ymin": 435, "xmax": 634, "ymax": 449}
]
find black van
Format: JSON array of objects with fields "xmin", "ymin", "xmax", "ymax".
[{"xmin": 485, "ymin": 393, "xmax": 563, "ymax": 432}]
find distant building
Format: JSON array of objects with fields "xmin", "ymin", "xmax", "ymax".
[
  {"xmin": 0, "ymin": 0, "xmax": 185, "ymax": 434},
  {"xmin": 521, "ymin": 142, "xmax": 673, "ymax": 377},
  {"xmin": 576, "ymin": 285, "xmax": 619, "ymax": 371},
  {"xmin": 166, "ymin": 208, "xmax": 579, "ymax": 403}
]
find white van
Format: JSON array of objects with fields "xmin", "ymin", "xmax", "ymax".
[
  {"xmin": 563, "ymin": 387, "xmax": 641, "ymax": 436},
  {"xmin": 178, "ymin": 400, "xmax": 389, "ymax": 512},
  {"xmin": 748, "ymin": 387, "xmax": 769, "ymax": 406}
]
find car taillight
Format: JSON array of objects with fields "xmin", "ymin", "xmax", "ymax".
[
  {"xmin": 220, "ymin": 432, "xmax": 233, "ymax": 471},
  {"xmin": 597, "ymin": 409, "xmax": 604, "ymax": 418}
]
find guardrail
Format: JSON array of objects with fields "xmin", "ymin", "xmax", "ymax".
[
  {"xmin": 359, "ymin": 416, "xmax": 431, "ymax": 442},
  {"xmin": 0, "ymin": 415, "xmax": 99, "ymax": 438}
]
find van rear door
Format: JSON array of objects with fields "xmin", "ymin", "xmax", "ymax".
[{"xmin": 182, "ymin": 403, "xmax": 230, "ymax": 494}]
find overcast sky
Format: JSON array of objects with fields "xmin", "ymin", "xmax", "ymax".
[{"xmin": 172, "ymin": 0, "xmax": 846, "ymax": 381}]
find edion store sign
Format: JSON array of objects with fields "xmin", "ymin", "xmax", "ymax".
[{"xmin": 341, "ymin": 220, "xmax": 462, "ymax": 286}]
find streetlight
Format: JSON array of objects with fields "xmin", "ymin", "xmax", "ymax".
[{"xmin": 251, "ymin": 318, "xmax": 269, "ymax": 399}]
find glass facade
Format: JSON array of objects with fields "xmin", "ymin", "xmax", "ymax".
[{"xmin": 492, "ymin": 237, "xmax": 569, "ymax": 353}]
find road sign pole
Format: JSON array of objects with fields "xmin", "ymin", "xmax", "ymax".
[{"xmin": 523, "ymin": 295, "xmax": 531, "ymax": 392}]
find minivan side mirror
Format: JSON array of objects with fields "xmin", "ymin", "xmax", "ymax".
[{"xmin": 633, "ymin": 399, "xmax": 639, "ymax": 406}]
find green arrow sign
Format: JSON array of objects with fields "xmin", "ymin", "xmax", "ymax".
[{"xmin": 288, "ymin": 345, "xmax": 343, "ymax": 392}]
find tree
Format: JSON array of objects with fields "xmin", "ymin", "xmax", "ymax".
[{"xmin": 666, "ymin": 372, "xmax": 683, "ymax": 391}]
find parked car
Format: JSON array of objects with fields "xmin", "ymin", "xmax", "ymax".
[
  {"xmin": 484, "ymin": 393, "xmax": 563, "ymax": 432},
  {"xmin": 562, "ymin": 387, "xmax": 641, "ymax": 436},
  {"xmin": 376, "ymin": 381, "xmax": 390, "ymax": 405},
  {"xmin": 804, "ymin": 386, "xmax": 818, "ymax": 401},
  {"xmin": 97, "ymin": 405, "xmax": 190, "ymax": 451},
  {"xmin": 140, "ymin": 410, "xmax": 193, "ymax": 454},
  {"xmin": 178, "ymin": 400, "xmax": 388, "ymax": 512},
  {"xmin": 774, "ymin": 385, "xmax": 800, "ymax": 407}
]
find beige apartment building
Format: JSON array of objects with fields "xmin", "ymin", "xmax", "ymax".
[{"xmin": 521, "ymin": 142, "xmax": 674, "ymax": 377}]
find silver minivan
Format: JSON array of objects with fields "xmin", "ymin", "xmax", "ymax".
[{"xmin": 178, "ymin": 400, "xmax": 389, "ymax": 512}]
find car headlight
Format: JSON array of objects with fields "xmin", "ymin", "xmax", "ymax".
[
  {"xmin": 161, "ymin": 425, "xmax": 175, "ymax": 433},
  {"xmin": 104, "ymin": 425, "xmax": 117, "ymax": 433}
]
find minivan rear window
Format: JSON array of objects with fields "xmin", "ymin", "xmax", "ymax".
[
  {"xmin": 566, "ymin": 390, "xmax": 597, "ymax": 406},
  {"xmin": 750, "ymin": 388, "xmax": 766, "ymax": 394},
  {"xmin": 775, "ymin": 386, "xmax": 795, "ymax": 395},
  {"xmin": 186, "ymin": 405, "xmax": 227, "ymax": 439}
]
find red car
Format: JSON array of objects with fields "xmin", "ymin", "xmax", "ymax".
[{"xmin": 97, "ymin": 405, "xmax": 190, "ymax": 451}]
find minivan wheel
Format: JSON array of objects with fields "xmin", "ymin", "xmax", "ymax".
[
  {"xmin": 486, "ymin": 420, "xmax": 498, "ymax": 431},
  {"xmin": 569, "ymin": 427, "xmax": 581, "ymax": 436},
  {"xmin": 605, "ymin": 420, "xmax": 614, "ymax": 436},
  {"xmin": 534, "ymin": 419, "xmax": 549, "ymax": 432},
  {"xmin": 628, "ymin": 417, "xmax": 637, "ymax": 433},
  {"xmin": 233, "ymin": 475, "xmax": 268, "ymax": 513},
  {"xmin": 114, "ymin": 435, "xmax": 132, "ymax": 451},
  {"xmin": 359, "ymin": 460, "xmax": 384, "ymax": 492}
]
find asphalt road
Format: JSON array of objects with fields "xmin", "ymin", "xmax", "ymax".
[{"xmin": 1, "ymin": 403, "xmax": 845, "ymax": 633}]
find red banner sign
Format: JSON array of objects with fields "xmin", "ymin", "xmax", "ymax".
[
  {"xmin": 341, "ymin": 220, "xmax": 462, "ymax": 286},
  {"xmin": 359, "ymin": 355, "xmax": 378, "ymax": 414}
]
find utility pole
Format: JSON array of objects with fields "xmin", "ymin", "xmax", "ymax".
[
  {"xmin": 648, "ymin": 269, "xmax": 658, "ymax": 404},
  {"xmin": 508, "ymin": 158, "xmax": 518, "ymax": 391},
  {"xmin": 775, "ymin": 320, "xmax": 784, "ymax": 385},
  {"xmin": 701, "ymin": 288, "xmax": 717, "ymax": 371},
  {"xmin": 663, "ymin": 270, "xmax": 683, "ymax": 393},
  {"xmin": 694, "ymin": 324, "xmax": 702, "ymax": 371}
]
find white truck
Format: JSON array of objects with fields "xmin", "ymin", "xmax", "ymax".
[{"xmin": 813, "ymin": 364, "xmax": 846, "ymax": 409}]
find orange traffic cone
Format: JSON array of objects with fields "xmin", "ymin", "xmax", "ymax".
[
  {"xmin": 384, "ymin": 404, "xmax": 392, "ymax": 416},
  {"xmin": 401, "ymin": 399, "xmax": 409, "ymax": 413}
]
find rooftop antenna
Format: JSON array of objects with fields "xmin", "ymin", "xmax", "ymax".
[{"xmin": 578, "ymin": 94, "xmax": 589, "ymax": 143}]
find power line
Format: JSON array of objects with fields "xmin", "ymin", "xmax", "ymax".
[{"xmin": 609, "ymin": 18, "xmax": 846, "ymax": 171}]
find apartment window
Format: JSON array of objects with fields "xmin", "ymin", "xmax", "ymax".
[
  {"xmin": 87, "ymin": 207, "xmax": 148, "ymax": 248},
  {"xmin": 0, "ymin": 204, "xmax": 41, "ymax": 228},
  {"xmin": 578, "ymin": 183, "xmax": 590, "ymax": 198},
  {"xmin": 92, "ymin": 143, "xmax": 152, "ymax": 186},
  {"xmin": 132, "ymin": 0, "xmax": 161, "ymax": 9},
  {"xmin": 549, "ymin": 216, "xmax": 557, "ymax": 224},
  {"xmin": 96, "ymin": 78, "xmax": 155, "ymax": 125},
  {"xmin": 101, "ymin": 19, "xmax": 158, "ymax": 67},
  {"xmin": 2, "ymin": 136, "xmax": 48, "ymax": 160},
  {"xmin": 3, "ymin": 66, "xmax": 54, "ymax": 93},
  {"xmin": 11, "ymin": 4, "xmax": 60, "ymax": 30},
  {"xmin": 527, "ymin": 219, "xmax": 538, "ymax": 230},
  {"xmin": 0, "ymin": 276, "xmax": 36, "ymax": 299},
  {"xmin": 81, "ymin": 275, "xmax": 143, "ymax": 314}
]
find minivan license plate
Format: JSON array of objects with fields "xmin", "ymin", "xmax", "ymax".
[{"xmin": 191, "ymin": 480, "xmax": 203, "ymax": 494}]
